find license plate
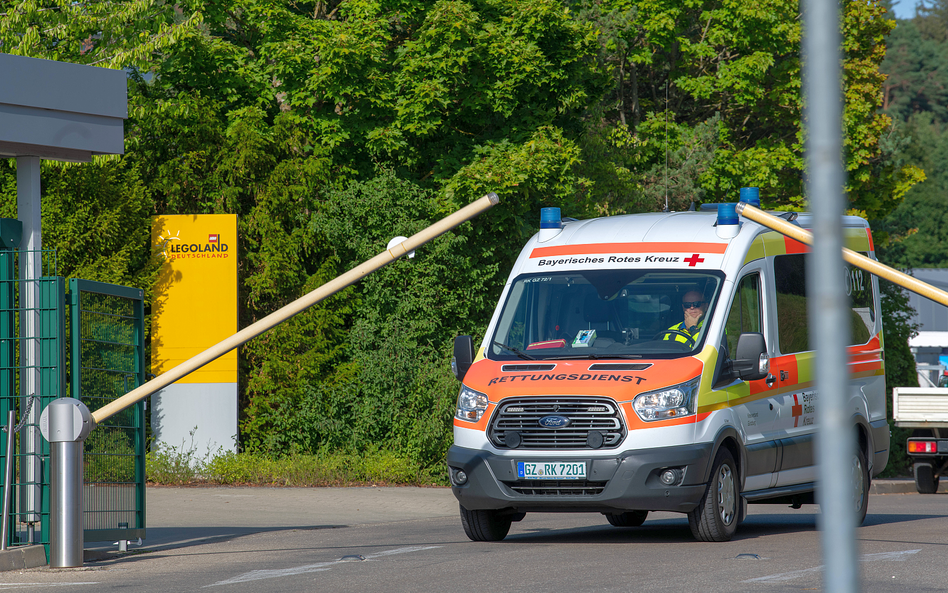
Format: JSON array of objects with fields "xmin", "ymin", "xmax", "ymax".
[{"xmin": 517, "ymin": 461, "xmax": 586, "ymax": 480}]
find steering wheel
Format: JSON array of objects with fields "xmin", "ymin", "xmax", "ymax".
[{"xmin": 652, "ymin": 329, "xmax": 697, "ymax": 348}]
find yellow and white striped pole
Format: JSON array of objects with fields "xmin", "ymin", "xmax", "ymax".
[
  {"xmin": 91, "ymin": 193, "xmax": 500, "ymax": 425},
  {"xmin": 736, "ymin": 202, "xmax": 948, "ymax": 308}
]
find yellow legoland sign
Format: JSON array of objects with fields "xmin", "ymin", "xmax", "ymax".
[{"xmin": 151, "ymin": 214, "xmax": 238, "ymax": 383}]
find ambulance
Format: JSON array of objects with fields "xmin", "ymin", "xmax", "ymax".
[{"xmin": 448, "ymin": 189, "xmax": 888, "ymax": 542}]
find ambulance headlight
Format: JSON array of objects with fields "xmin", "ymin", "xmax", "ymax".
[
  {"xmin": 456, "ymin": 385, "xmax": 489, "ymax": 422},
  {"xmin": 633, "ymin": 378, "xmax": 699, "ymax": 422}
]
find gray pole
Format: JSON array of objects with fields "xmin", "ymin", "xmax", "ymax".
[
  {"xmin": 39, "ymin": 398, "xmax": 93, "ymax": 568},
  {"xmin": 16, "ymin": 155, "xmax": 42, "ymax": 529},
  {"xmin": 1, "ymin": 411, "xmax": 13, "ymax": 550},
  {"xmin": 802, "ymin": 0, "xmax": 859, "ymax": 590}
]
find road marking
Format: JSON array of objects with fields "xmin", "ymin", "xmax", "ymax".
[
  {"xmin": 0, "ymin": 584, "xmax": 99, "ymax": 589},
  {"xmin": 861, "ymin": 549, "xmax": 921, "ymax": 562},
  {"xmin": 204, "ymin": 545, "xmax": 442, "ymax": 587},
  {"xmin": 742, "ymin": 549, "xmax": 922, "ymax": 583},
  {"xmin": 743, "ymin": 566, "xmax": 822, "ymax": 583}
]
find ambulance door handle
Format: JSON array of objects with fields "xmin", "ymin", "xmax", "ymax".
[
  {"xmin": 780, "ymin": 370, "xmax": 789, "ymax": 381},
  {"xmin": 766, "ymin": 373, "xmax": 776, "ymax": 387}
]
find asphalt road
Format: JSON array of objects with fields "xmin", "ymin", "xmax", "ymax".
[{"xmin": 1, "ymin": 486, "xmax": 946, "ymax": 592}]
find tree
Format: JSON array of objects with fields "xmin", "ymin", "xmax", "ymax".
[
  {"xmin": 568, "ymin": 0, "xmax": 916, "ymax": 219},
  {"xmin": 881, "ymin": 18, "xmax": 948, "ymax": 122},
  {"xmin": 0, "ymin": 0, "xmax": 202, "ymax": 69},
  {"xmin": 2, "ymin": 0, "xmax": 919, "ymax": 467},
  {"xmin": 877, "ymin": 2, "xmax": 948, "ymax": 268}
]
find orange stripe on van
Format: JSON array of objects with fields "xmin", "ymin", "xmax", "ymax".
[
  {"xmin": 850, "ymin": 335, "xmax": 882, "ymax": 355},
  {"xmin": 530, "ymin": 242, "xmax": 728, "ymax": 258},
  {"xmin": 784, "ymin": 236, "xmax": 809, "ymax": 254},
  {"xmin": 850, "ymin": 360, "xmax": 883, "ymax": 373}
]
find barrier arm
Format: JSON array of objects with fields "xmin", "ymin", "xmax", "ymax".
[
  {"xmin": 92, "ymin": 192, "xmax": 500, "ymax": 425},
  {"xmin": 737, "ymin": 202, "xmax": 948, "ymax": 308}
]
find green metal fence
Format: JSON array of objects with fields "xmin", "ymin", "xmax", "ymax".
[
  {"xmin": 0, "ymin": 261, "xmax": 146, "ymax": 555},
  {"xmin": 69, "ymin": 279, "xmax": 146, "ymax": 543},
  {"xmin": 0, "ymin": 250, "xmax": 65, "ymax": 552}
]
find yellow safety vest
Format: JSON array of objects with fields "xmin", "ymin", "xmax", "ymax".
[{"xmin": 664, "ymin": 321, "xmax": 702, "ymax": 343}]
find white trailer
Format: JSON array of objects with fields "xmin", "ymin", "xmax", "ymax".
[{"xmin": 893, "ymin": 382, "xmax": 948, "ymax": 493}]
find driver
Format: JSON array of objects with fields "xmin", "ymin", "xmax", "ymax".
[{"xmin": 664, "ymin": 290, "xmax": 707, "ymax": 344}]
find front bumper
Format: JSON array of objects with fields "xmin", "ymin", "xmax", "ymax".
[{"xmin": 447, "ymin": 443, "xmax": 713, "ymax": 514}]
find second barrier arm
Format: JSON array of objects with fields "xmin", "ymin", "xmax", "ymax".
[{"xmin": 736, "ymin": 202, "xmax": 948, "ymax": 308}]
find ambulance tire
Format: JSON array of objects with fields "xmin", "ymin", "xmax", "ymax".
[
  {"xmin": 688, "ymin": 448, "xmax": 738, "ymax": 542},
  {"xmin": 605, "ymin": 511, "xmax": 648, "ymax": 527},
  {"xmin": 853, "ymin": 449, "xmax": 870, "ymax": 525},
  {"xmin": 914, "ymin": 462, "xmax": 939, "ymax": 494},
  {"xmin": 459, "ymin": 505, "xmax": 512, "ymax": 542}
]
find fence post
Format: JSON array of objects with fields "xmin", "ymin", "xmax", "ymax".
[{"xmin": 39, "ymin": 398, "xmax": 93, "ymax": 567}]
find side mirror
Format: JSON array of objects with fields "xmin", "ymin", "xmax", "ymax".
[
  {"xmin": 452, "ymin": 335, "xmax": 475, "ymax": 381},
  {"xmin": 732, "ymin": 332, "xmax": 769, "ymax": 381}
]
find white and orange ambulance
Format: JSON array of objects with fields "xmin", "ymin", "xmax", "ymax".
[{"xmin": 448, "ymin": 190, "xmax": 888, "ymax": 542}]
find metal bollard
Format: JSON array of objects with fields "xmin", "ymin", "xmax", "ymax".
[{"xmin": 39, "ymin": 398, "xmax": 93, "ymax": 568}]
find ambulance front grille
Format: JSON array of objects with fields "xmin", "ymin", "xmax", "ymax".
[
  {"xmin": 488, "ymin": 397, "xmax": 625, "ymax": 450},
  {"xmin": 504, "ymin": 480, "xmax": 607, "ymax": 496}
]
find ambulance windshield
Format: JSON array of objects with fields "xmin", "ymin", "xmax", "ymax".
[{"xmin": 490, "ymin": 270, "xmax": 724, "ymax": 360}]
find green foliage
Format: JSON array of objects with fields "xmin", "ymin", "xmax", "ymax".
[
  {"xmin": 882, "ymin": 18, "xmax": 948, "ymax": 122},
  {"xmin": 875, "ymin": 115, "xmax": 948, "ymax": 267},
  {"xmin": 85, "ymin": 428, "xmax": 137, "ymax": 483},
  {"xmin": 874, "ymin": 3, "xmax": 948, "ymax": 476},
  {"xmin": 878, "ymin": 279, "xmax": 920, "ymax": 477},
  {"xmin": 145, "ymin": 438, "xmax": 204, "ymax": 484},
  {"xmin": 0, "ymin": 0, "xmax": 202, "ymax": 69},
  {"xmin": 40, "ymin": 161, "xmax": 159, "ymax": 288},
  {"xmin": 241, "ymin": 172, "xmax": 479, "ymax": 472},
  {"xmin": 204, "ymin": 448, "xmax": 428, "ymax": 485},
  {"xmin": 2, "ymin": 0, "xmax": 919, "ymax": 472},
  {"xmin": 876, "ymin": 2, "xmax": 948, "ymax": 268},
  {"xmin": 146, "ymin": 445, "xmax": 443, "ymax": 485}
]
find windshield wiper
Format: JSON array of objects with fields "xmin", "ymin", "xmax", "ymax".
[
  {"xmin": 492, "ymin": 341, "xmax": 537, "ymax": 361},
  {"xmin": 546, "ymin": 353, "xmax": 642, "ymax": 360}
]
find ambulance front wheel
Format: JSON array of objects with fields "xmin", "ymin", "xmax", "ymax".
[
  {"xmin": 688, "ymin": 448, "xmax": 738, "ymax": 542},
  {"xmin": 459, "ymin": 504, "xmax": 512, "ymax": 542},
  {"xmin": 853, "ymin": 448, "xmax": 870, "ymax": 524}
]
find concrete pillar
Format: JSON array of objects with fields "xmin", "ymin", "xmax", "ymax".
[{"xmin": 16, "ymin": 156, "xmax": 42, "ymax": 524}]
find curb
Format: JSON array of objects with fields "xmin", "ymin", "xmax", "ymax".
[
  {"xmin": 0, "ymin": 545, "xmax": 46, "ymax": 571},
  {"xmin": 871, "ymin": 479, "xmax": 948, "ymax": 495}
]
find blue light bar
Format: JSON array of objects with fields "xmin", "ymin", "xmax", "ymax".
[
  {"xmin": 540, "ymin": 207, "xmax": 562, "ymax": 229},
  {"xmin": 717, "ymin": 203, "xmax": 738, "ymax": 226},
  {"xmin": 739, "ymin": 187, "xmax": 761, "ymax": 208}
]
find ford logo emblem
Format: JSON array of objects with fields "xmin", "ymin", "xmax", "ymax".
[{"xmin": 538, "ymin": 415, "xmax": 570, "ymax": 429}]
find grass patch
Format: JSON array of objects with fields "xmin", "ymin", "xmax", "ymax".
[{"xmin": 146, "ymin": 443, "xmax": 449, "ymax": 487}]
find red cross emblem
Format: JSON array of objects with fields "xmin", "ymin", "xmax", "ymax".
[
  {"xmin": 684, "ymin": 253, "xmax": 705, "ymax": 267},
  {"xmin": 791, "ymin": 393, "xmax": 803, "ymax": 427}
]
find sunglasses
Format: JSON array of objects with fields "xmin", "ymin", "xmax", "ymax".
[{"xmin": 682, "ymin": 300, "xmax": 706, "ymax": 309}]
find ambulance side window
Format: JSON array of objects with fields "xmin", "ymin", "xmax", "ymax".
[
  {"xmin": 774, "ymin": 253, "xmax": 876, "ymax": 353},
  {"xmin": 774, "ymin": 254, "xmax": 810, "ymax": 354},
  {"xmin": 846, "ymin": 259, "xmax": 875, "ymax": 344},
  {"xmin": 725, "ymin": 273, "xmax": 762, "ymax": 356}
]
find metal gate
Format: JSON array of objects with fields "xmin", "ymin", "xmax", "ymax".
[
  {"xmin": 0, "ymin": 251, "xmax": 67, "ymax": 551},
  {"xmin": 0, "ymin": 240, "xmax": 147, "ymax": 554},
  {"xmin": 69, "ymin": 279, "xmax": 146, "ymax": 543}
]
